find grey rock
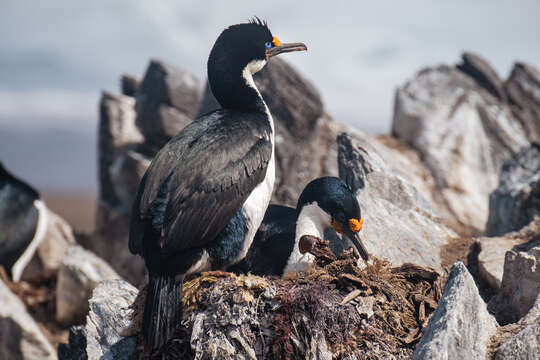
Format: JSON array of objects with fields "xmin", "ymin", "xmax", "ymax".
[
  {"xmin": 392, "ymin": 63, "xmax": 529, "ymax": 235},
  {"xmin": 505, "ymin": 62, "xmax": 540, "ymax": 143},
  {"xmin": 493, "ymin": 295, "xmax": 540, "ymax": 360},
  {"xmin": 90, "ymin": 208, "xmax": 146, "ymax": 287},
  {"xmin": 37, "ymin": 209, "xmax": 76, "ymax": 271},
  {"xmin": 56, "ymin": 245, "xmax": 121, "ymax": 326},
  {"xmin": 338, "ymin": 131, "xmax": 455, "ymax": 271},
  {"xmin": 97, "ymin": 91, "xmax": 143, "ymax": 213},
  {"xmin": 135, "ymin": 59, "xmax": 201, "ymax": 148},
  {"xmin": 60, "ymin": 280, "xmax": 137, "ymax": 360},
  {"xmin": 120, "ymin": 75, "xmax": 139, "ymax": 97},
  {"xmin": 486, "ymin": 143, "xmax": 540, "ymax": 236},
  {"xmin": 0, "ymin": 278, "xmax": 56, "ymax": 360},
  {"xmin": 93, "ymin": 92, "xmax": 150, "ymax": 285},
  {"xmin": 488, "ymin": 241, "xmax": 540, "ymax": 325},
  {"xmin": 412, "ymin": 262, "xmax": 497, "ymax": 360},
  {"xmin": 109, "ymin": 150, "xmax": 151, "ymax": 214},
  {"xmin": 456, "ymin": 52, "xmax": 506, "ymax": 100},
  {"xmin": 478, "ymin": 217, "xmax": 540, "ymax": 289},
  {"xmin": 84, "ymin": 280, "xmax": 137, "ymax": 360}
]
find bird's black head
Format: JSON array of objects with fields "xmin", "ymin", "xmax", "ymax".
[
  {"xmin": 297, "ymin": 177, "xmax": 369, "ymax": 261},
  {"xmin": 208, "ymin": 18, "xmax": 307, "ymax": 110}
]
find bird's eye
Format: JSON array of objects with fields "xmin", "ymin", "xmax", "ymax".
[{"xmin": 265, "ymin": 41, "xmax": 272, "ymax": 49}]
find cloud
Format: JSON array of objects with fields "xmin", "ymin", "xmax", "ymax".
[{"xmin": 1, "ymin": 1, "xmax": 539, "ymax": 191}]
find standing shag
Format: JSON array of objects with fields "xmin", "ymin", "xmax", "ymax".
[
  {"xmin": 128, "ymin": 19, "xmax": 307, "ymax": 351},
  {"xmin": 0, "ymin": 163, "xmax": 48, "ymax": 282},
  {"xmin": 230, "ymin": 177, "xmax": 368, "ymax": 276}
]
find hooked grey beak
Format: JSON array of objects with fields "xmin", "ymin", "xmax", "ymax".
[
  {"xmin": 344, "ymin": 229, "xmax": 369, "ymax": 262},
  {"xmin": 266, "ymin": 42, "xmax": 307, "ymax": 59}
]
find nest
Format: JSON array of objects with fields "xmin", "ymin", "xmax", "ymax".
[{"xmin": 133, "ymin": 247, "xmax": 445, "ymax": 359}]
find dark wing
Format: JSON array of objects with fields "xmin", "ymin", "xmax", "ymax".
[{"xmin": 130, "ymin": 110, "xmax": 272, "ymax": 256}]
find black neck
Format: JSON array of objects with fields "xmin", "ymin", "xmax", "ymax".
[{"xmin": 209, "ymin": 67, "xmax": 266, "ymax": 112}]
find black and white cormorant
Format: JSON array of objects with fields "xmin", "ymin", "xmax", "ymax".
[
  {"xmin": 229, "ymin": 177, "xmax": 368, "ymax": 277},
  {"xmin": 128, "ymin": 19, "xmax": 307, "ymax": 351},
  {"xmin": 0, "ymin": 163, "xmax": 48, "ymax": 282}
]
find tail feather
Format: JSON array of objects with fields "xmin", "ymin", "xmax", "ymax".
[{"xmin": 143, "ymin": 274, "xmax": 183, "ymax": 352}]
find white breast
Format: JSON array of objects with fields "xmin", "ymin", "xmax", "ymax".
[
  {"xmin": 232, "ymin": 133, "xmax": 275, "ymax": 264},
  {"xmin": 231, "ymin": 60, "xmax": 276, "ymax": 264},
  {"xmin": 283, "ymin": 202, "xmax": 331, "ymax": 275}
]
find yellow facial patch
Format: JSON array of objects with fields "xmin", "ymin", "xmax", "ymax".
[
  {"xmin": 272, "ymin": 36, "xmax": 282, "ymax": 47},
  {"xmin": 349, "ymin": 218, "xmax": 363, "ymax": 233}
]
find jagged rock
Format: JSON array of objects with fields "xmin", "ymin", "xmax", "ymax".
[
  {"xmin": 97, "ymin": 91, "xmax": 143, "ymax": 214},
  {"xmin": 109, "ymin": 150, "xmax": 151, "ymax": 214},
  {"xmin": 392, "ymin": 59, "xmax": 529, "ymax": 235},
  {"xmin": 486, "ymin": 143, "xmax": 540, "ymax": 236},
  {"xmin": 488, "ymin": 242, "xmax": 540, "ymax": 325},
  {"xmin": 56, "ymin": 246, "xmax": 121, "ymax": 326},
  {"xmin": 0, "ymin": 278, "xmax": 56, "ymax": 360},
  {"xmin": 505, "ymin": 62, "xmax": 540, "ymax": 143},
  {"xmin": 492, "ymin": 295, "xmax": 540, "ymax": 359},
  {"xmin": 135, "ymin": 59, "xmax": 201, "ymax": 149},
  {"xmin": 478, "ymin": 217, "xmax": 540, "ymax": 289},
  {"xmin": 90, "ymin": 209, "xmax": 146, "ymax": 287},
  {"xmin": 412, "ymin": 262, "xmax": 497, "ymax": 360},
  {"xmin": 337, "ymin": 131, "xmax": 455, "ymax": 270},
  {"xmin": 85, "ymin": 280, "xmax": 137, "ymax": 360},
  {"xmin": 38, "ymin": 209, "xmax": 76, "ymax": 270},
  {"xmin": 59, "ymin": 280, "xmax": 137, "ymax": 360},
  {"xmin": 121, "ymin": 75, "xmax": 139, "ymax": 97},
  {"xmin": 456, "ymin": 52, "xmax": 506, "ymax": 100},
  {"xmin": 93, "ymin": 91, "xmax": 148, "ymax": 285},
  {"xmin": 199, "ymin": 57, "xmax": 338, "ymax": 205}
]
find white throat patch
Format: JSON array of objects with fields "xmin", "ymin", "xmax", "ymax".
[
  {"xmin": 283, "ymin": 202, "xmax": 331, "ymax": 275},
  {"xmin": 242, "ymin": 59, "xmax": 266, "ymax": 95}
]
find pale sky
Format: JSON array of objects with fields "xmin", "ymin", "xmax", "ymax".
[{"xmin": 1, "ymin": 1, "xmax": 539, "ymax": 192}]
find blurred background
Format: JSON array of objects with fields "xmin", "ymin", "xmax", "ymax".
[{"xmin": 1, "ymin": 0, "xmax": 539, "ymax": 232}]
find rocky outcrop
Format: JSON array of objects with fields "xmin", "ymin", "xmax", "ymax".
[
  {"xmin": 338, "ymin": 131, "xmax": 455, "ymax": 271},
  {"xmin": 488, "ymin": 242, "xmax": 540, "ymax": 325},
  {"xmin": 58, "ymin": 280, "xmax": 138, "ymax": 360},
  {"xmin": 0, "ymin": 278, "xmax": 57, "ymax": 360},
  {"xmin": 94, "ymin": 60, "xmax": 202, "ymax": 285},
  {"xmin": 412, "ymin": 262, "xmax": 497, "ymax": 360},
  {"xmin": 56, "ymin": 246, "xmax": 121, "ymax": 326},
  {"xmin": 456, "ymin": 52, "xmax": 506, "ymax": 100},
  {"xmin": 477, "ymin": 217, "xmax": 540, "ymax": 289},
  {"xmin": 505, "ymin": 62, "xmax": 540, "ymax": 143},
  {"xmin": 392, "ymin": 54, "xmax": 531, "ymax": 235},
  {"xmin": 97, "ymin": 91, "xmax": 143, "ymax": 216},
  {"xmin": 84, "ymin": 280, "xmax": 137, "ymax": 360},
  {"xmin": 491, "ymin": 295, "xmax": 540, "ymax": 359},
  {"xmin": 135, "ymin": 59, "xmax": 201, "ymax": 151},
  {"xmin": 486, "ymin": 143, "xmax": 540, "ymax": 236}
]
